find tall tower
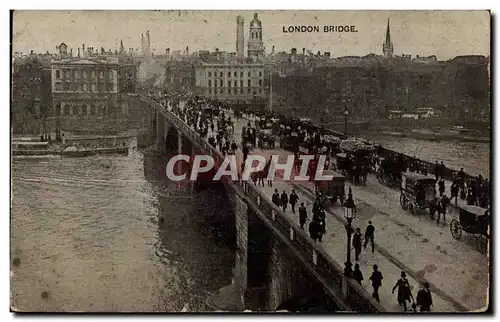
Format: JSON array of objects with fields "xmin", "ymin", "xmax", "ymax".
[
  {"xmin": 247, "ymin": 13, "xmax": 264, "ymax": 60},
  {"xmin": 236, "ymin": 15, "xmax": 245, "ymax": 59},
  {"xmin": 383, "ymin": 18, "xmax": 394, "ymax": 58},
  {"xmin": 141, "ymin": 33, "xmax": 145, "ymax": 55},
  {"xmin": 146, "ymin": 31, "xmax": 151, "ymax": 56}
]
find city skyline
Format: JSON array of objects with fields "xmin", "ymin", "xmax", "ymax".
[{"xmin": 13, "ymin": 10, "xmax": 490, "ymax": 60}]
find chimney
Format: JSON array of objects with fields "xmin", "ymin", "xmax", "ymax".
[
  {"xmin": 70, "ymin": 49, "xmax": 73, "ymax": 57},
  {"xmin": 78, "ymin": 48, "xmax": 80, "ymax": 57},
  {"xmin": 82, "ymin": 44, "xmax": 85, "ymax": 57},
  {"xmin": 302, "ymin": 48, "xmax": 305, "ymax": 56}
]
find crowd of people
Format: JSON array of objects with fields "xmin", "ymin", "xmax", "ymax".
[{"xmin": 143, "ymin": 89, "xmax": 483, "ymax": 312}]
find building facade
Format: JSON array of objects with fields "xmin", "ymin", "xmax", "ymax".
[
  {"xmin": 165, "ymin": 60, "xmax": 196, "ymax": 92},
  {"xmin": 194, "ymin": 62, "xmax": 267, "ymax": 104},
  {"xmin": 51, "ymin": 55, "xmax": 120, "ymax": 117}
]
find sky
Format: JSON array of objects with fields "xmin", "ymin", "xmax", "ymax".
[{"xmin": 12, "ymin": 10, "xmax": 490, "ymax": 60}]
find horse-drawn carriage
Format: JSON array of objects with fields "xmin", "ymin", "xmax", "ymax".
[
  {"xmin": 377, "ymin": 156, "xmax": 407, "ymax": 186},
  {"xmin": 281, "ymin": 132, "xmax": 300, "ymax": 152},
  {"xmin": 241, "ymin": 125, "xmax": 256, "ymax": 148},
  {"xmin": 400, "ymin": 172, "xmax": 437, "ymax": 214},
  {"xmin": 314, "ymin": 170, "xmax": 346, "ymax": 205},
  {"xmin": 450, "ymin": 205, "xmax": 489, "ymax": 251},
  {"xmin": 257, "ymin": 129, "xmax": 276, "ymax": 149}
]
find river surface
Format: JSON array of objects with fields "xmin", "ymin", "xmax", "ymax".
[
  {"xmin": 11, "ymin": 150, "xmax": 234, "ymax": 312},
  {"xmin": 367, "ymin": 135, "xmax": 490, "ymax": 177}
]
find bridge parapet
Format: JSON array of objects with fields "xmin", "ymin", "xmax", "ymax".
[{"xmin": 138, "ymin": 94, "xmax": 385, "ymax": 313}]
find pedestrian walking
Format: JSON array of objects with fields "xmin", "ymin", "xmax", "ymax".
[
  {"xmin": 353, "ymin": 263, "xmax": 364, "ymax": 285},
  {"xmin": 364, "ymin": 221, "xmax": 375, "ymax": 252},
  {"xmin": 289, "ymin": 190, "xmax": 299, "ymax": 213},
  {"xmin": 416, "ymin": 282, "xmax": 433, "ymax": 312},
  {"xmin": 272, "ymin": 189, "xmax": 281, "ymax": 207},
  {"xmin": 438, "ymin": 179, "xmax": 445, "ymax": 197},
  {"xmin": 437, "ymin": 194, "xmax": 449, "ymax": 225},
  {"xmin": 392, "ymin": 271, "xmax": 414, "ymax": 311},
  {"xmin": 353, "ymin": 227, "xmax": 363, "ymax": 261},
  {"xmin": 434, "ymin": 161, "xmax": 440, "ymax": 180},
  {"xmin": 298, "ymin": 203, "xmax": 308, "ymax": 229},
  {"xmin": 308, "ymin": 220, "xmax": 318, "ymax": 242},
  {"xmin": 369, "ymin": 264, "xmax": 383, "ymax": 303},
  {"xmin": 281, "ymin": 190, "xmax": 288, "ymax": 212},
  {"xmin": 316, "ymin": 209, "xmax": 326, "ymax": 242}
]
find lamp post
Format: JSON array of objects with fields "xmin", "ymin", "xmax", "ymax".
[
  {"xmin": 344, "ymin": 107, "xmax": 349, "ymax": 136},
  {"xmin": 344, "ymin": 186, "xmax": 356, "ymax": 276}
]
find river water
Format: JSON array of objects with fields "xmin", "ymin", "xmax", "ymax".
[
  {"xmin": 367, "ymin": 135, "xmax": 490, "ymax": 177},
  {"xmin": 11, "ymin": 150, "xmax": 234, "ymax": 312}
]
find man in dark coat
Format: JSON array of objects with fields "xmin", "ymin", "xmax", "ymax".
[
  {"xmin": 438, "ymin": 179, "xmax": 445, "ymax": 197},
  {"xmin": 289, "ymin": 190, "xmax": 299, "ymax": 213},
  {"xmin": 272, "ymin": 189, "xmax": 281, "ymax": 207},
  {"xmin": 308, "ymin": 220, "xmax": 318, "ymax": 242},
  {"xmin": 369, "ymin": 264, "xmax": 383, "ymax": 303},
  {"xmin": 353, "ymin": 263, "xmax": 364, "ymax": 285},
  {"xmin": 416, "ymin": 282, "xmax": 433, "ymax": 312},
  {"xmin": 364, "ymin": 221, "xmax": 375, "ymax": 253},
  {"xmin": 298, "ymin": 203, "xmax": 308, "ymax": 229},
  {"xmin": 281, "ymin": 190, "xmax": 288, "ymax": 212},
  {"xmin": 353, "ymin": 227, "xmax": 363, "ymax": 261},
  {"xmin": 434, "ymin": 161, "xmax": 440, "ymax": 180}
]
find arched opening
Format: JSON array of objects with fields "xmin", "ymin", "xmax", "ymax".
[
  {"xmin": 73, "ymin": 105, "xmax": 80, "ymax": 116},
  {"xmin": 63, "ymin": 104, "xmax": 70, "ymax": 116},
  {"xmin": 90, "ymin": 104, "xmax": 96, "ymax": 115},
  {"xmin": 81, "ymin": 104, "xmax": 87, "ymax": 116}
]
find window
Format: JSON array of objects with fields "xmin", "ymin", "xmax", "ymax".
[
  {"xmin": 234, "ymin": 80, "xmax": 237, "ymax": 87},
  {"xmin": 208, "ymin": 71, "xmax": 211, "ymax": 77},
  {"xmin": 91, "ymin": 70, "xmax": 96, "ymax": 79},
  {"xmin": 208, "ymin": 80, "xmax": 211, "ymax": 87},
  {"xmin": 228, "ymin": 72, "xmax": 231, "ymax": 78},
  {"xmin": 107, "ymin": 83, "xmax": 113, "ymax": 92},
  {"xmin": 99, "ymin": 83, "xmax": 104, "ymax": 92},
  {"xmin": 81, "ymin": 105, "xmax": 87, "ymax": 116},
  {"xmin": 240, "ymin": 80, "xmax": 243, "ymax": 87},
  {"xmin": 259, "ymin": 80, "xmax": 262, "ymax": 87},
  {"xmin": 248, "ymin": 72, "xmax": 251, "ymax": 77},
  {"xmin": 240, "ymin": 88, "xmax": 243, "ymax": 94},
  {"xmin": 248, "ymin": 79, "xmax": 251, "ymax": 87},
  {"xmin": 248, "ymin": 88, "xmax": 251, "ymax": 94},
  {"xmin": 56, "ymin": 70, "xmax": 60, "ymax": 79},
  {"xmin": 219, "ymin": 88, "xmax": 222, "ymax": 94},
  {"xmin": 209, "ymin": 88, "xmax": 212, "ymax": 94},
  {"xmin": 73, "ymin": 105, "xmax": 80, "ymax": 116},
  {"xmin": 234, "ymin": 71, "xmax": 237, "ymax": 77},
  {"xmin": 100, "ymin": 71, "xmax": 104, "ymax": 79},
  {"xmin": 240, "ymin": 72, "xmax": 243, "ymax": 77},
  {"xmin": 91, "ymin": 84, "xmax": 96, "ymax": 92},
  {"xmin": 83, "ymin": 83, "xmax": 88, "ymax": 92},
  {"xmin": 90, "ymin": 104, "xmax": 96, "ymax": 115},
  {"xmin": 219, "ymin": 79, "xmax": 223, "ymax": 87},
  {"xmin": 63, "ymin": 104, "xmax": 70, "ymax": 115},
  {"xmin": 228, "ymin": 88, "xmax": 232, "ymax": 95},
  {"xmin": 228, "ymin": 81, "xmax": 231, "ymax": 88},
  {"xmin": 63, "ymin": 82, "xmax": 70, "ymax": 91},
  {"xmin": 83, "ymin": 71, "xmax": 87, "ymax": 79},
  {"xmin": 259, "ymin": 71, "xmax": 262, "ymax": 77},
  {"xmin": 55, "ymin": 103, "xmax": 61, "ymax": 116},
  {"xmin": 55, "ymin": 83, "xmax": 61, "ymax": 91}
]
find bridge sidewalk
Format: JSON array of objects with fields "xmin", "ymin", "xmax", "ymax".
[{"xmin": 254, "ymin": 179, "xmax": 457, "ymax": 312}]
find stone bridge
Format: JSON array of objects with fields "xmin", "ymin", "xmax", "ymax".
[{"xmin": 128, "ymin": 93, "xmax": 385, "ymax": 312}]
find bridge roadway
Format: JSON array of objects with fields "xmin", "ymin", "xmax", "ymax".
[
  {"xmin": 217, "ymin": 110, "xmax": 488, "ymax": 312},
  {"xmin": 144, "ymin": 95, "xmax": 487, "ymax": 312}
]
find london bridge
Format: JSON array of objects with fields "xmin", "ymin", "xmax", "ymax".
[{"xmin": 11, "ymin": 10, "xmax": 490, "ymax": 313}]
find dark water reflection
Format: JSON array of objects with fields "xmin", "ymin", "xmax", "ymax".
[{"xmin": 11, "ymin": 150, "xmax": 234, "ymax": 312}]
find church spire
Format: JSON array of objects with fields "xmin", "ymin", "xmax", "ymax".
[
  {"xmin": 120, "ymin": 39, "xmax": 125, "ymax": 54},
  {"xmin": 385, "ymin": 18, "xmax": 391, "ymax": 46},
  {"xmin": 383, "ymin": 18, "xmax": 393, "ymax": 58}
]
